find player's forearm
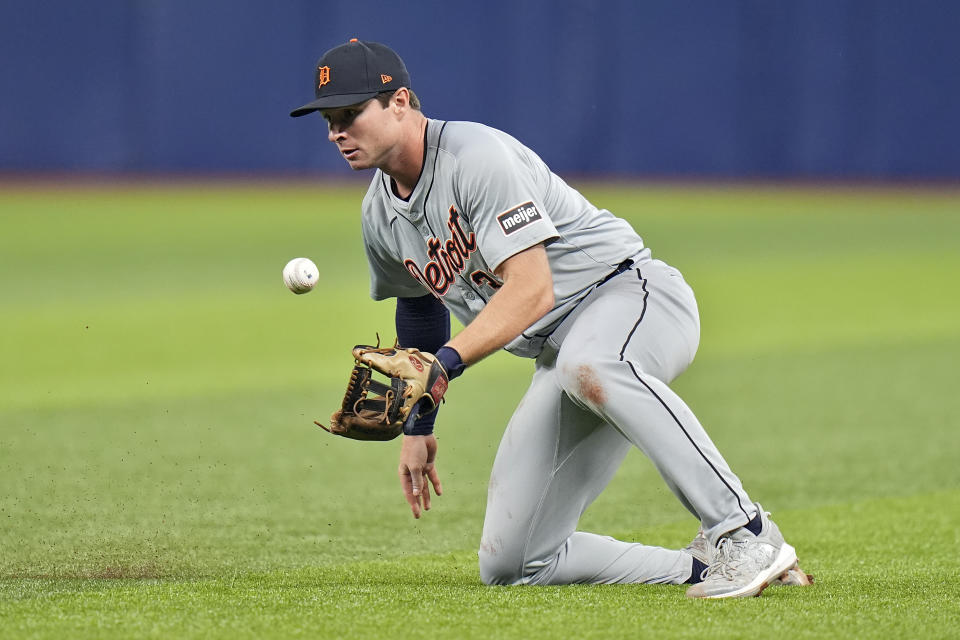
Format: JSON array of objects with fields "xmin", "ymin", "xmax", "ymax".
[{"xmin": 446, "ymin": 263, "xmax": 553, "ymax": 365}]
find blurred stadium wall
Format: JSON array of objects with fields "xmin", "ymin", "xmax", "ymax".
[{"xmin": 1, "ymin": 1, "xmax": 958, "ymax": 179}]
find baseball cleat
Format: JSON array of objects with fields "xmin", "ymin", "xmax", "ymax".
[
  {"xmin": 683, "ymin": 528, "xmax": 813, "ymax": 586},
  {"xmin": 685, "ymin": 505, "xmax": 803, "ymax": 599},
  {"xmin": 683, "ymin": 529, "xmax": 711, "ymax": 565},
  {"xmin": 773, "ymin": 563, "xmax": 814, "ymax": 586}
]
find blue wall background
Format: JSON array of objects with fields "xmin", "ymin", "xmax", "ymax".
[{"xmin": 2, "ymin": 1, "xmax": 958, "ymax": 178}]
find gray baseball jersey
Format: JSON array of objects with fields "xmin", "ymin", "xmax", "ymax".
[
  {"xmin": 359, "ymin": 118, "xmax": 757, "ymax": 586},
  {"xmin": 361, "ymin": 119, "xmax": 649, "ymax": 358}
]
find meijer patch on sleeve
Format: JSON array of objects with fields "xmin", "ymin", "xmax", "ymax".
[{"xmin": 497, "ymin": 201, "xmax": 542, "ymax": 235}]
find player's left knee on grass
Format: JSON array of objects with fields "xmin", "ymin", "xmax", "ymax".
[{"xmin": 478, "ymin": 544, "xmax": 524, "ymax": 586}]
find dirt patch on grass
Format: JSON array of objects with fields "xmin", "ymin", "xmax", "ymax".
[
  {"xmin": 6, "ymin": 562, "xmax": 169, "ymax": 580},
  {"xmin": 84, "ymin": 562, "xmax": 165, "ymax": 580}
]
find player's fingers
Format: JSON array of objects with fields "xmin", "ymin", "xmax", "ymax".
[
  {"xmin": 421, "ymin": 477, "xmax": 432, "ymax": 511},
  {"xmin": 398, "ymin": 466, "xmax": 421, "ymax": 519},
  {"xmin": 411, "ymin": 468, "xmax": 422, "ymax": 497},
  {"xmin": 426, "ymin": 465, "xmax": 442, "ymax": 496},
  {"xmin": 410, "ymin": 473, "xmax": 424, "ymax": 517}
]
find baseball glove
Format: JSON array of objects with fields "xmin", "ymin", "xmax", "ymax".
[{"xmin": 315, "ymin": 338, "xmax": 449, "ymax": 441}]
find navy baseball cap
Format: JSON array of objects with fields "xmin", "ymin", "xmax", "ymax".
[{"xmin": 290, "ymin": 39, "xmax": 411, "ymax": 117}]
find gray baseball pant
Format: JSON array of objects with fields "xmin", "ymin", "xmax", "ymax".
[{"xmin": 478, "ymin": 259, "xmax": 755, "ymax": 585}]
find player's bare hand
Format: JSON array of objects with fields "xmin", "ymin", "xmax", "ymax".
[{"xmin": 398, "ymin": 434, "xmax": 442, "ymax": 519}]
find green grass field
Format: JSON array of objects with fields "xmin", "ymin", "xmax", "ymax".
[{"xmin": 1, "ymin": 181, "xmax": 959, "ymax": 638}]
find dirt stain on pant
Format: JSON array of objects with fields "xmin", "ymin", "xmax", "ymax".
[{"xmin": 576, "ymin": 364, "xmax": 606, "ymax": 405}]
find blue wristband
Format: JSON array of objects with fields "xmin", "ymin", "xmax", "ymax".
[{"xmin": 435, "ymin": 346, "xmax": 466, "ymax": 380}]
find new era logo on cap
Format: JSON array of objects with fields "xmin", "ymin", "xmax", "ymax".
[{"xmin": 497, "ymin": 202, "xmax": 543, "ymax": 235}]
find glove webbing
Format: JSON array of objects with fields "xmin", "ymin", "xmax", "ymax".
[{"xmin": 348, "ymin": 366, "xmax": 408, "ymax": 421}]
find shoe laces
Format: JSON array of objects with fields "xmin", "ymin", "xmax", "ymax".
[{"xmin": 699, "ymin": 537, "xmax": 749, "ymax": 582}]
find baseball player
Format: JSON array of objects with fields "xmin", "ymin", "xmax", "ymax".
[{"xmin": 291, "ymin": 39, "xmax": 811, "ymax": 598}]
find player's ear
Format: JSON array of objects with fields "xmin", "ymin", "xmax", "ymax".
[{"xmin": 391, "ymin": 88, "xmax": 409, "ymax": 113}]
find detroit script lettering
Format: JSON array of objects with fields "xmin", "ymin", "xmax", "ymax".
[{"xmin": 404, "ymin": 206, "xmax": 498, "ymax": 297}]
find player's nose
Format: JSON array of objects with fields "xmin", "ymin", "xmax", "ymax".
[{"xmin": 327, "ymin": 126, "xmax": 345, "ymax": 143}]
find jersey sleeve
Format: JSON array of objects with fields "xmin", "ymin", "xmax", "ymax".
[{"xmin": 453, "ymin": 134, "xmax": 559, "ymax": 272}]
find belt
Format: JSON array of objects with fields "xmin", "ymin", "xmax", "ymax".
[{"xmin": 598, "ymin": 259, "xmax": 634, "ymax": 287}]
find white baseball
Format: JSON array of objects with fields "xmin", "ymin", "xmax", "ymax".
[{"xmin": 282, "ymin": 257, "xmax": 319, "ymax": 294}]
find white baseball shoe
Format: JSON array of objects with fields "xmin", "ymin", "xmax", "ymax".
[
  {"xmin": 683, "ymin": 527, "xmax": 812, "ymax": 586},
  {"xmin": 776, "ymin": 565, "xmax": 815, "ymax": 586},
  {"xmin": 683, "ymin": 528, "xmax": 712, "ymax": 565},
  {"xmin": 684, "ymin": 506, "xmax": 812, "ymax": 598}
]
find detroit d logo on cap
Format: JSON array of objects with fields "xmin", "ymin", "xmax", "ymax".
[{"xmin": 317, "ymin": 65, "xmax": 331, "ymax": 88}]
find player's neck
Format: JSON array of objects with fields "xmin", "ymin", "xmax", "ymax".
[{"xmin": 384, "ymin": 115, "xmax": 427, "ymax": 199}]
